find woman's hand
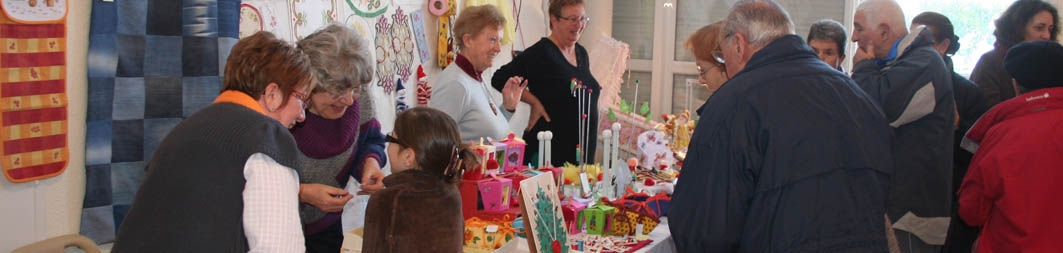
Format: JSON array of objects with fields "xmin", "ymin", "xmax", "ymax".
[
  {"xmin": 527, "ymin": 99, "xmax": 551, "ymax": 131},
  {"xmin": 501, "ymin": 76, "xmax": 528, "ymax": 111},
  {"xmin": 299, "ymin": 183, "xmax": 353, "ymax": 213},
  {"xmin": 360, "ymin": 158, "xmax": 385, "ymax": 193}
]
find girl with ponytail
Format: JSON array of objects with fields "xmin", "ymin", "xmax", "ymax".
[{"xmin": 362, "ymin": 107, "xmax": 480, "ymax": 252}]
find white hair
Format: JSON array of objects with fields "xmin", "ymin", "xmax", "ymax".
[
  {"xmin": 722, "ymin": 0, "xmax": 795, "ymax": 48},
  {"xmin": 856, "ymin": 0, "xmax": 908, "ymax": 39}
]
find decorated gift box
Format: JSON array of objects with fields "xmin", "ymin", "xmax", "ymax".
[
  {"xmin": 498, "ymin": 133, "xmax": 526, "ymax": 173},
  {"xmin": 578, "ymin": 203, "xmax": 617, "ymax": 235},
  {"xmin": 477, "ymin": 175, "xmax": 512, "ymax": 212},
  {"xmin": 561, "ymin": 198, "xmax": 588, "ymax": 234}
]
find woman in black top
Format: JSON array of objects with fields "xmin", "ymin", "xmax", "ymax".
[{"xmin": 491, "ymin": 0, "xmax": 599, "ymax": 167}]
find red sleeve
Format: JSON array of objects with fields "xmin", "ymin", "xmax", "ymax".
[{"xmin": 958, "ymin": 136, "xmax": 1003, "ymax": 227}]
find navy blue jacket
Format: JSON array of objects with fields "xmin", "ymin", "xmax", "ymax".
[
  {"xmin": 670, "ymin": 35, "xmax": 892, "ymax": 252},
  {"xmin": 851, "ymin": 28, "xmax": 954, "ymax": 243}
]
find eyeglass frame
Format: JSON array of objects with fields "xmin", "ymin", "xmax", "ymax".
[
  {"xmin": 555, "ymin": 15, "xmax": 590, "ymax": 24},
  {"xmin": 385, "ymin": 134, "xmax": 405, "ymax": 147},
  {"xmin": 290, "ymin": 90, "xmax": 310, "ymax": 110}
]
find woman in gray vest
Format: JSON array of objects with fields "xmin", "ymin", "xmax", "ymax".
[
  {"xmin": 292, "ymin": 24, "xmax": 387, "ymax": 252},
  {"xmin": 114, "ymin": 31, "xmax": 314, "ymax": 252}
]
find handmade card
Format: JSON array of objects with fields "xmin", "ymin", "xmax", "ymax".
[{"xmin": 519, "ymin": 172, "xmax": 568, "ymax": 253}]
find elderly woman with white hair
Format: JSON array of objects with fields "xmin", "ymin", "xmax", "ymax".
[
  {"xmin": 430, "ymin": 5, "xmax": 527, "ymax": 142},
  {"xmin": 292, "ymin": 24, "xmax": 388, "ymax": 253}
]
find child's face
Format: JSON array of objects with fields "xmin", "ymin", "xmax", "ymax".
[{"xmin": 386, "ymin": 133, "xmax": 413, "ymax": 173}]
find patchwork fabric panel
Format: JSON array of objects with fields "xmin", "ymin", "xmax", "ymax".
[
  {"xmin": 0, "ymin": 1, "xmax": 69, "ymax": 183},
  {"xmin": 80, "ymin": 0, "xmax": 238, "ymax": 244}
]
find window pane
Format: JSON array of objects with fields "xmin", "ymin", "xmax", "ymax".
[
  {"xmin": 674, "ymin": 0, "xmax": 731, "ymax": 62},
  {"xmin": 674, "ymin": 0, "xmax": 847, "ymax": 61},
  {"xmin": 618, "ymin": 71, "xmax": 653, "ymax": 113},
  {"xmin": 671, "ymin": 74, "xmax": 711, "ymax": 114},
  {"xmin": 613, "ymin": 0, "xmax": 656, "ymax": 60},
  {"xmin": 897, "ymin": 0, "xmax": 1011, "ymax": 77}
]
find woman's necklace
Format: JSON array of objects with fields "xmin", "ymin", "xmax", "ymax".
[{"xmin": 478, "ymin": 80, "xmax": 499, "ymax": 116}]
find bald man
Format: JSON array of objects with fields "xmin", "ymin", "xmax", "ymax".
[{"xmin": 851, "ymin": 0, "xmax": 955, "ymax": 251}]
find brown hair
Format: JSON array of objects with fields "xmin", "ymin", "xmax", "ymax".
[
  {"xmin": 453, "ymin": 5, "xmax": 506, "ymax": 51},
  {"xmin": 685, "ymin": 21, "xmax": 725, "ymax": 67},
  {"xmin": 297, "ymin": 24, "xmax": 374, "ymax": 95},
  {"xmin": 223, "ymin": 31, "xmax": 315, "ymax": 106},
  {"xmin": 548, "ymin": 0, "xmax": 584, "ymax": 28},
  {"xmin": 392, "ymin": 107, "xmax": 481, "ymax": 184}
]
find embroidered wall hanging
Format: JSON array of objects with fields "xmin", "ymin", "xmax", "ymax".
[
  {"xmin": 409, "ymin": 9, "xmax": 429, "ymax": 64},
  {"xmin": 391, "ymin": 6, "xmax": 413, "ymax": 83},
  {"xmin": 374, "ymin": 15, "xmax": 395, "ymax": 94},
  {"xmin": 0, "ymin": 0, "xmax": 68, "ymax": 183},
  {"xmin": 291, "ymin": 0, "xmax": 337, "ymax": 40},
  {"xmin": 345, "ymin": 0, "xmax": 388, "ymax": 18}
]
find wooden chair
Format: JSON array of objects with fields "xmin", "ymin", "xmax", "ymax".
[{"xmin": 12, "ymin": 234, "xmax": 100, "ymax": 253}]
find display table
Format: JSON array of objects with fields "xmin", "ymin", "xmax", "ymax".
[{"xmin": 496, "ymin": 218, "xmax": 675, "ymax": 253}]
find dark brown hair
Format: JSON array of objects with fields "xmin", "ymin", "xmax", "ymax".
[
  {"xmin": 994, "ymin": 0, "xmax": 1059, "ymax": 49},
  {"xmin": 223, "ymin": 31, "xmax": 315, "ymax": 106},
  {"xmin": 392, "ymin": 107, "xmax": 481, "ymax": 184}
]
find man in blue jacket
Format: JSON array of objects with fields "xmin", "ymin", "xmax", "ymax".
[
  {"xmin": 851, "ymin": 0, "xmax": 955, "ymax": 251},
  {"xmin": 669, "ymin": 0, "xmax": 893, "ymax": 251}
]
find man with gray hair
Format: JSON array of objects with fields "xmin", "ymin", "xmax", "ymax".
[
  {"xmin": 670, "ymin": 0, "xmax": 892, "ymax": 251},
  {"xmin": 851, "ymin": 0, "xmax": 955, "ymax": 251}
]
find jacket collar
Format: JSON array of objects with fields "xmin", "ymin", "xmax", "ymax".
[
  {"xmin": 455, "ymin": 54, "xmax": 483, "ymax": 82},
  {"xmin": 962, "ymin": 87, "xmax": 1063, "ymax": 153},
  {"xmin": 730, "ymin": 35, "xmax": 817, "ymax": 81},
  {"xmin": 878, "ymin": 26, "xmax": 934, "ymax": 66}
]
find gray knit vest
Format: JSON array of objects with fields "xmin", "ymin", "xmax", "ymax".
[{"xmin": 113, "ymin": 102, "xmax": 299, "ymax": 253}]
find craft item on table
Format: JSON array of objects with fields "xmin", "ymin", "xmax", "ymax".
[
  {"xmin": 560, "ymin": 198, "xmax": 588, "ymax": 234},
  {"xmin": 491, "ymin": 139, "xmax": 508, "ymax": 172},
  {"xmin": 478, "ymin": 174, "xmax": 513, "ymax": 212},
  {"xmin": 415, "ymin": 65, "xmax": 431, "ymax": 106},
  {"xmin": 464, "ymin": 215, "xmax": 519, "ymax": 251},
  {"xmin": 394, "ymin": 80, "xmax": 408, "ymax": 112},
  {"xmin": 374, "ymin": 16, "xmax": 397, "ymax": 94},
  {"xmin": 598, "ymin": 122, "xmax": 623, "ymax": 199},
  {"xmin": 505, "ymin": 170, "xmax": 539, "ymax": 208},
  {"xmin": 498, "ymin": 133, "xmax": 526, "ymax": 173},
  {"xmin": 577, "ymin": 234, "xmax": 653, "ymax": 253},
  {"xmin": 0, "ymin": 2, "xmax": 68, "ymax": 183},
  {"xmin": 291, "ymin": 0, "xmax": 338, "ymax": 40},
  {"xmin": 605, "ymin": 190, "xmax": 663, "ymax": 236},
  {"xmin": 536, "ymin": 131, "xmax": 553, "ymax": 168},
  {"xmin": 598, "ymin": 103, "xmax": 656, "ymax": 156},
  {"xmin": 344, "ymin": 0, "xmax": 388, "ymax": 18},
  {"xmin": 587, "ymin": 36, "xmax": 630, "ymax": 110},
  {"xmin": 409, "ymin": 10, "xmax": 430, "ymax": 64},
  {"xmin": 656, "ymin": 110, "xmax": 696, "ymax": 153},
  {"xmin": 518, "ymin": 172, "xmax": 569, "ymax": 253},
  {"xmin": 636, "ymin": 130, "xmax": 675, "ymax": 171},
  {"xmin": 637, "ymin": 179, "xmax": 674, "ymax": 196},
  {"xmin": 391, "ymin": 7, "xmax": 414, "ymax": 82},
  {"xmin": 561, "ymin": 163, "xmax": 601, "ymax": 196},
  {"xmin": 578, "ymin": 203, "xmax": 617, "ymax": 235},
  {"xmin": 473, "ymin": 138, "xmax": 500, "ymax": 174},
  {"xmin": 433, "ymin": 0, "xmax": 457, "ymax": 67}
]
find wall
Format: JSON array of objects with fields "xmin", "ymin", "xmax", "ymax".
[{"xmin": 0, "ymin": 0, "xmax": 90, "ymax": 251}]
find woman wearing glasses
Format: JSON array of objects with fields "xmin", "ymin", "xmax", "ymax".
[
  {"xmin": 292, "ymin": 24, "xmax": 388, "ymax": 253},
  {"xmin": 684, "ymin": 21, "xmax": 729, "ymax": 95},
  {"xmin": 363, "ymin": 107, "xmax": 480, "ymax": 252},
  {"xmin": 492, "ymin": 0, "xmax": 600, "ymax": 167},
  {"xmin": 114, "ymin": 31, "xmax": 313, "ymax": 252}
]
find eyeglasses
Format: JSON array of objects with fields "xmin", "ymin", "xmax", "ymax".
[
  {"xmin": 385, "ymin": 134, "xmax": 404, "ymax": 146},
  {"xmin": 327, "ymin": 87, "xmax": 359, "ymax": 101},
  {"xmin": 711, "ymin": 49, "xmax": 726, "ymax": 64},
  {"xmin": 556, "ymin": 15, "xmax": 590, "ymax": 24},
  {"xmin": 291, "ymin": 90, "xmax": 310, "ymax": 109}
]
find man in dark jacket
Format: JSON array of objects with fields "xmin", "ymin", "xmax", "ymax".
[
  {"xmin": 669, "ymin": 0, "xmax": 893, "ymax": 251},
  {"xmin": 851, "ymin": 0, "xmax": 956, "ymax": 251}
]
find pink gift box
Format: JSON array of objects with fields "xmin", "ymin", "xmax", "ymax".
[
  {"xmin": 477, "ymin": 176, "xmax": 512, "ymax": 212},
  {"xmin": 561, "ymin": 199, "xmax": 588, "ymax": 233},
  {"xmin": 498, "ymin": 133, "xmax": 526, "ymax": 173}
]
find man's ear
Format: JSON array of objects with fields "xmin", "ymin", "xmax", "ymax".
[
  {"xmin": 734, "ymin": 33, "xmax": 748, "ymax": 57},
  {"xmin": 878, "ymin": 23, "xmax": 891, "ymax": 42}
]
